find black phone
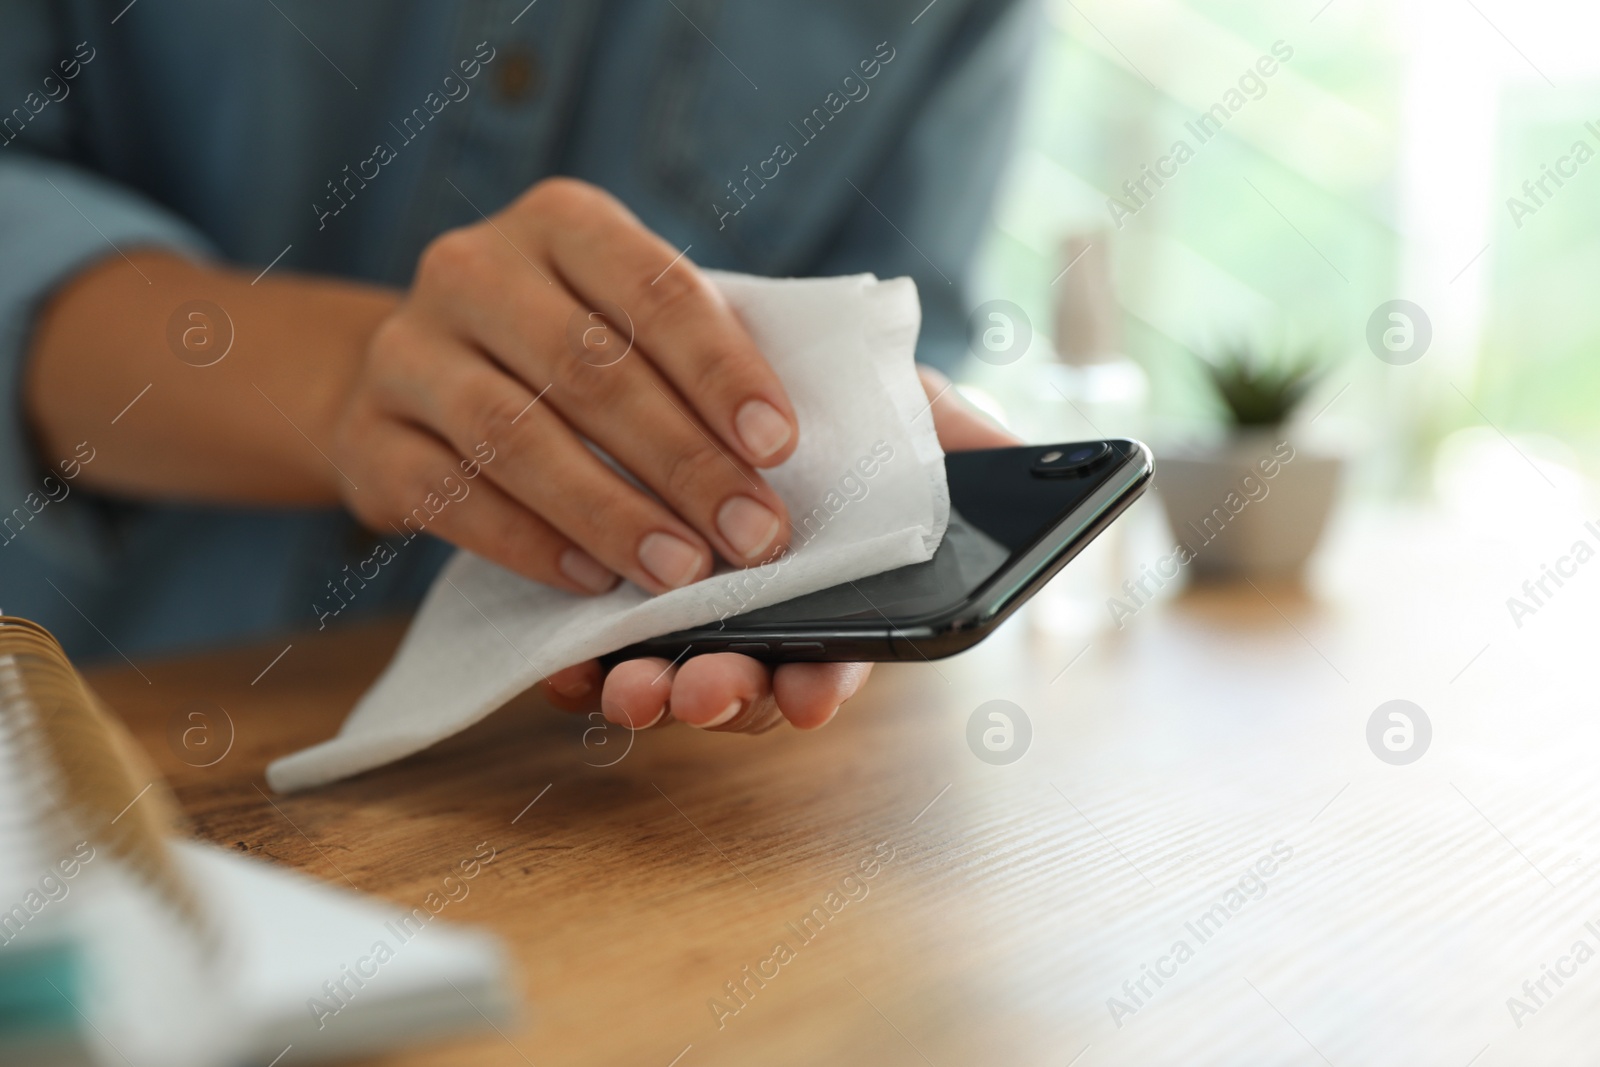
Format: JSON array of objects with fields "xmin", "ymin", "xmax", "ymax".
[{"xmin": 607, "ymin": 439, "xmax": 1153, "ymax": 664}]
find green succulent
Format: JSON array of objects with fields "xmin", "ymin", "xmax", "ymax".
[{"xmin": 1198, "ymin": 344, "xmax": 1325, "ymax": 428}]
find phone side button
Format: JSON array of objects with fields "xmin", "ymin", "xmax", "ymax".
[
  {"xmin": 728, "ymin": 642, "xmax": 770, "ymax": 654},
  {"xmin": 779, "ymin": 641, "xmax": 826, "ymax": 654}
]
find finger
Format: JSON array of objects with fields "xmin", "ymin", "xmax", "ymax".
[
  {"xmin": 772, "ymin": 662, "xmax": 875, "ymax": 730},
  {"xmin": 526, "ymin": 180, "xmax": 799, "ymax": 468},
  {"xmin": 413, "ymin": 237, "xmax": 791, "ymax": 571},
  {"xmin": 917, "ymin": 365, "xmax": 1020, "ymax": 451},
  {"xmin": 600, "ymin": 657, "xmax": 677, "ymax": 729},
  {"xmin": 384, "ymin": 342, "xmax": 716, "ymax": 593},
  {"xmin": 533, "ymin": 338, "xmax": 792, "ymax": 566},
  {"xmin": 544, "ymin": 661, "xmax": 602, "ymax": 710},
  {"xmin": 345, "ymin": 418, "xmax": 620, "ymax": 596},
  {"xmin": 667, "ymin": 653, "xmax": 783, "ymax": 734}
]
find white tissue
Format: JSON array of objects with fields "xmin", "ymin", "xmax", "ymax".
[{"xmin": 267, "ymin": 272, "xmax": 947, "ymax": 792}]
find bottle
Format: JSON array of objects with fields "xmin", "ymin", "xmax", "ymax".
[{"xmin": 1026, "ymin": 232, "xmax": 1154, "ymax": 646}]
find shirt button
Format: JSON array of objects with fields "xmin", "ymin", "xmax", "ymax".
[{"xmin": 494, "ymin": 47, "xmax": 543, "ymax": 104}]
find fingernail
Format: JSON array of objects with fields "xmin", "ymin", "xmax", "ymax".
[
  {"xmin": 638, "ymin": 531, "xmax": 705, "ymax": 589},
  {"xmin": 551, "ymin": 675, "xmax": 591, "ymax": 699},
  {"xmin": 717, "ymin": 496, "xmax": 781, "ymax": 561},
  {"xmin": 559, "ymin": 547, "xmax": 618, "ymax": 594},
  {"xmin": 692, "ymin": 699, "xmax": 742, "ymax": 730},
  {"xmin": 634, "ymin": 702, "xmax": 669, "ymax": 730},
  {"xmin": 735, "ymin": 399, "xmax": 792, "ymax": 460}
]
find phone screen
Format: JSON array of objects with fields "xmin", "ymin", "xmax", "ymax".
[{"xmin": 724, "ymin": 442, "xmax": 1135, "ymax": 626}]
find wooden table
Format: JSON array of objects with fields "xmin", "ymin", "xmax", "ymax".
[{"xmin": 94, "ymin": 502, "xmax": 1600, "ymax": 1066}]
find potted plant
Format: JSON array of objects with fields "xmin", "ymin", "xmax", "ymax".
[{"xmin": 1155, "ymin": 344, "xmax": 1341, "ymax": 579}]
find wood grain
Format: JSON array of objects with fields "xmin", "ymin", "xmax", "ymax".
[{"xmin": 88, "ymin": 509, "xmax": 1600, "ymax": 1065}]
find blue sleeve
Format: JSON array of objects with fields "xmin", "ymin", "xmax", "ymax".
[
  {"xmin": 810, "ymin": 0, "xmax": 1041, "ymax": 374},
  {"xmin": 0, "ymin": 14, "xmax": 216, "ymax": 573}
]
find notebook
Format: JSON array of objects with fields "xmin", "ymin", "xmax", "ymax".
[{"xmin": 0, "ymin": 617, "xmax": 512, "ymax": 1066}]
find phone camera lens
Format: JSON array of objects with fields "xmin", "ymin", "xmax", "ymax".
[{"xmin": 1032, "ymin": 441, "xmax": 1111, "ymax": 477}]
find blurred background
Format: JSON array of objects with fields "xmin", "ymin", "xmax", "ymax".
[{"xmin": 959, "ymin": 0, "xmax": 1596, "ymax": 499}]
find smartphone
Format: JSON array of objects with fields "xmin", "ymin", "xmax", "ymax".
[{"xmin": 607, "ymin": 439, "xmax": 1153, "ymax": 664}]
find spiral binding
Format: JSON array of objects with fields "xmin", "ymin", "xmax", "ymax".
[{"xmin": 0, "ymin": 616, "xmax": 209, "ymax": 945}]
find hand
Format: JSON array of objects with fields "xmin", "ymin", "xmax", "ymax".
[
  {"xmin": 330, "ymin": 178, "xmax": 802, "ymax": 595},
  {"xmin": 545, "ymin": 365, "xmax": 1019, "ymax": 734}
]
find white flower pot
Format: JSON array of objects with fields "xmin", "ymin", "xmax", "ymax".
[{"xmin": 1156, "ymin": 433, "xmax": 1341, "ymax": 579}]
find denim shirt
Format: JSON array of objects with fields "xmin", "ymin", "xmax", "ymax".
[{"xmin": 0, "ymin": 0, "xmax": 1034, "ymax": 662}]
